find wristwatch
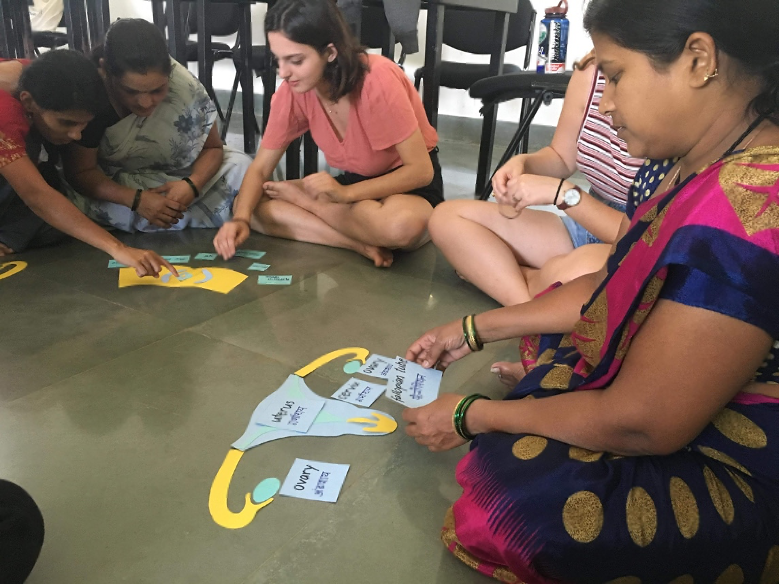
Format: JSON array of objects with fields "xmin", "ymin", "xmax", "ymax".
[{"xmin": 557, "ymin": 185, "xmax": 583, "ymax": 211}]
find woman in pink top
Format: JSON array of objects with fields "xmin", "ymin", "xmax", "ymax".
[{"xmin": 213, "ymin": 0, "xmax": 443, "ymax": 267}]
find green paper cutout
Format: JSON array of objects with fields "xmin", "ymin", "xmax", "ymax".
[
  {"xmin": 252, "ymin": 478, "xmax": 281, "ymax": 503},
  {"xmin": 343, "ymin": 360, "xmax": 361, "ymax": 374}
]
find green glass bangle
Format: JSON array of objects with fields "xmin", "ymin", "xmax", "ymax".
[
  {"xmin": 453, "ymin": 396, "xmax": 472, "ymax": 440},
  {"xmin": 454, "ymin": 397, "xmax": 479, "ymax": 440},
  {"xmin": 453, "ymin": 393, "xmax": 490, "ymax": 441}
]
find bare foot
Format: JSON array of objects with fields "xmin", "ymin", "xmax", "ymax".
[
  {"xmin": 490, "ymin": 361, "xmax": 526, "ymax": 388},
  {"xmin": 455, "ymin": 270, "xmax": 470, "ymax": 283},
  {"xmin": 264, "ymin": 181, "xmax": 315, "ymax": 211},
  {"xmin": 0, "ymin": 243, "xmax": 15, "ymax": 256},
  {"xmin": 357, "ymin": 243, "xmax": 394, "ymax": 268}
]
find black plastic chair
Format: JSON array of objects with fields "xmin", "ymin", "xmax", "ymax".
[
  {"xmin": 184, "ymin": 2, "xmax": 239, "ymax": 123},
  {"xmin": 470, "ymin": 70, "xmax": 572, "ymax": 200},
  {"xmin": 413, "ymin": 3, "xmax": 535, "ymax": 92},
  {"xmin": 31, "ymin": 11, "xmax": 67, "ymax": 55},
  {"xmin": 220, "ymin": 30, "xmax": 265, "ymax": 143},
  {"xmin": 153, "ymin": 1, "xmax": 238, "ymax": 123},
  {"xmin": 413, "ymin": 1, "xmax": 536, "ymax": 194},
  {"xmin": 360, "ymin": 4, "xmax": 405, "ymax": 67}
]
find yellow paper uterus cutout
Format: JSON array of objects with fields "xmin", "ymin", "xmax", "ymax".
[
  {"xmin": 209, "ymin": 347, "xmax": 398, "ymax": 530},
  {"xmin": 118, "ymin": 265, "xmax": 247, "ymax": 294},
  {"xmin": 0, "ymin": 261, "xmax": 28, "ymax": 281}
]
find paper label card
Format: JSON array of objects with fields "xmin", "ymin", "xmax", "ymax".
[
  {"xmin": 258, "ymin": 275, "xmax": 292, "ymax": 285},
  {"xmin": 331, "ymin": 378, "xmax": 385, "ymax": 407},
  {"xmin": 195, "ymin": 253, "xmax": 218, "ymax": 261},
  {"xmin": 107, "ymin": 260, "xmax": 128, "ymax": 268},
  {"xmin": 162, "ymin": 255, "xmax": 191, "ymax": 263},
  {"xmin": 358, "ymin": 354, "xmax": 395, "ymax": 379},
  {"xmin": 252, "ymin": 393, "xmax": 324, "ymax": 433},
  {"xmin": 235, "ymin": 250, "xmax": 266, "ymax": 260},
  {"xmin": 279, "ymin": 459, "xmax": 350, "ymax": 503},
  {"xmin": 385, "ymin": 356, "xmax": 442, "ymax": 407},
  {"xmin": 248, "ymin": 263, "xmax": 271, "ymax": 271}
]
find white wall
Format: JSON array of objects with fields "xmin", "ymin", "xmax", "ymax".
[{"xmin": 108, "ymin": 0, "xmax": 592, "ymax": 127}]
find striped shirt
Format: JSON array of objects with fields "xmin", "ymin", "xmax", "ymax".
[{"xmin": 575, "ymin": 71, "xmax": 645, "ymax": 205}]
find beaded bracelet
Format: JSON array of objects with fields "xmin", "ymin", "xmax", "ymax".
[
  {"xmin": 453, "ymin": 393, "xmax": 490, "ymax": 441},
  {"xmin": 182, "ymin": 177, "xmax": 200, "ymax": 199}
]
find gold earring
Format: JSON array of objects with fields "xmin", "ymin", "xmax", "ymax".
[{"xmin": 703, "ymin": 68, "xmax": 719, "ymax": 82}]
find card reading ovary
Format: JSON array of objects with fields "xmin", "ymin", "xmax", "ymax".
[
  {"xmin": 279, "ymin": 458, "xmax": 350, "ymax": 503},
  {"xmin": 385, "ymin": 356, "xmax": 442, "ymax": 407}
]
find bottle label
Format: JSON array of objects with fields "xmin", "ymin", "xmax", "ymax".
[
  {"xmin": 536, "ymin": 21, "xmax": 549, "ymax": 73},
  {"xmin": 545, "ymin": 18, "xmax": 569, "ymax": 73}
]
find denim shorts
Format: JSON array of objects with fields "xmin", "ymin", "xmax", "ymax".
[{"xmin": 559, "ymin": 191, "xmax": 627, "ymax": 248}]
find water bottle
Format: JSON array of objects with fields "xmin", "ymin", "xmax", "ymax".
[{"xmin": 537, "ymin": 0, "xmax": 569, "ymax": 74}]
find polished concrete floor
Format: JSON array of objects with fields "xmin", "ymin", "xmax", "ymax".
[{"xmin": 0, "ymin": 128, "xmax": 584, "ymax": 583}]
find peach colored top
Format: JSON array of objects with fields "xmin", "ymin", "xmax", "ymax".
[{"xmin": 261, "ymin": 54, "xmax": 438, "ymax": 177}]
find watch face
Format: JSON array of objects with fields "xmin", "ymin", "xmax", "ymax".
[{"xmin": 563, "ymin": 188, "xmax": 581, "ymax": 206}]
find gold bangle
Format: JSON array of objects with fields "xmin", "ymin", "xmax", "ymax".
[
  {"xmin": 467, "ymin": 314, "xmax": 483, "ymax": 351},
  {"xmin": 462, "ymin": 316, "xmax": 478, "ymax": 351}
]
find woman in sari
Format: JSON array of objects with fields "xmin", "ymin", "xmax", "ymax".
[
  {"xmin": 0, "ymin": 50, "xmax": 174, "ymax": 276},
  {"xmin": 62, "ymin": 18, "xmax": 251, "ymax": 233},
  {"xmin": 403, "ymin": 0, "xmax": 779, "ymax": 581}
]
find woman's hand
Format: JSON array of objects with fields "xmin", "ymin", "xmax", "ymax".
[
  {"xmin": 213, "ymin": 219, "xmax": 250, "ymax": 260},
  {"xmin": 111, "ymin": 245, "xmax": 178, "ymax": 278},
  {"xmin": 150, "ymin": 180, "xmax": 197, "ymax": 209},
  {"xmin": 135, "ymin": 190, "xmax": 186, "ymax": 229},
  {"xmin": 503, "ymin": 175, "xmax": 571, "ymax": 212},
  {"xmin": 406, "ymin": 319, "xmax": 472, "ymax": 370},
  {"xmin": 403, "ymin": 394, "xmax": 468, "ymax": 452},
  {"xmin": 492, "ymin": 155, "xmax": 527, "ymax": 204},
  {"xmin": 302, "ymin": 172, "xmax": 351, "ymax": 203}
]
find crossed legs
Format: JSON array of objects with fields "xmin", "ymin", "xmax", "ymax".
[{"xmin": 250, "ymin": 180, "xmax": 433, "ymax": 267}]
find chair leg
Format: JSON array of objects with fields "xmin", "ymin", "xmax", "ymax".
[
  {"xmin": 221, "ymin": 69, "xmax": 241, "ymax": 142},
  {"xmin": 213, "ymin": 95, "xmax": 225, "ymax": 124},
  {"xmin": 518, "ymin": 97, "xmax": 531, "ymax": 154},
  {"xmin": 479, "ymin": 93, "xmax": 546, "ymax": 201},
  {"xmin": 204, "ymin": 82, "xmax": 224, "ymax": 124}
]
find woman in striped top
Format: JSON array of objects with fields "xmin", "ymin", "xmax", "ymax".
[{"xmin": 429, "ymin": 51, "xmax": 644, "ymax": 308}]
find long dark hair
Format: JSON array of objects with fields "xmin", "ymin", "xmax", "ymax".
[
  {"xmin": 19, "ymin": 49, "xmax": 107, "ymax": 114},
  {"xmin": 93, "ymin": 18, "xmax": 172, "ymax": 78},
  {"xmin": 584, "ymin": 0, "xmax": 779, "ymax": 124},
  {"xmin": 265, "ymin": 0, "xmax": 367, "ymax": 101}
]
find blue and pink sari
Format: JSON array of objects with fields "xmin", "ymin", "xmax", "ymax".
[{"xmin": 443, "ymin": 147, "xmax": 779, "ymax": 583}]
